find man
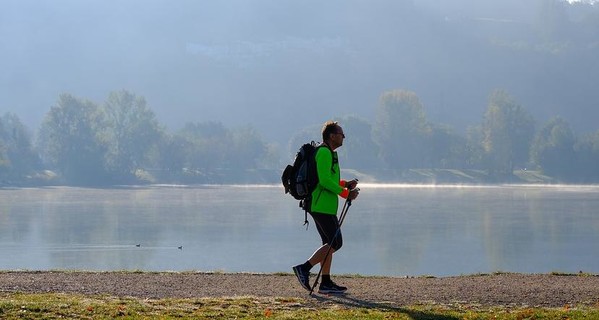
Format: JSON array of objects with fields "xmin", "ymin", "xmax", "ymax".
[{"xmin": 293, "ymin": 121, "xmax": 359, "ymax": 294}]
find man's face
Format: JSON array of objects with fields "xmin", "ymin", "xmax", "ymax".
[{"xmin": 331, "ymin": 125, "xmax": 345, "ymax": 149}]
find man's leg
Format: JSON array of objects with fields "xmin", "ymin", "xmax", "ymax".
[
  {"xmin": 309, "ymin": 214, "xmax": 346, "ymax": 294},
  {"xmin": 293, "ymin": 213, "xmax": 343, "ymax": 292},
  {"xmin": 308, "ymin": 244, "xmax": 334, "ymax": 273}
]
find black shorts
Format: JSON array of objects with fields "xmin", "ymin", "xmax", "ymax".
[{"xmin": 309, "ymin": 212, "xmax": 343, "ymax": 251}]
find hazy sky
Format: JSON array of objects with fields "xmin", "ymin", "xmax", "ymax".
[{"xmin": 1, "ymin": 0, "xmax": 598, "ymax": 144}]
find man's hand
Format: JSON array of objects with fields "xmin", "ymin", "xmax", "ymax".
[
  {"xmin": 346, "ymin": 179, "xmax": 359, "ymax": 190},
  {"xmin": 348, "ymin": 188, "xmax": 359, "ymax": 200}
]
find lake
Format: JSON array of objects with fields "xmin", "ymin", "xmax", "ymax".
[{"xmin": 1, "ymin": 184, "xmax": 598, "ymax": 276}]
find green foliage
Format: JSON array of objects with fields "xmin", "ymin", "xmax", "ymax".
[
  {"xmin": 428, "ymin": 124, "xmax": 469, "ymax": 169},
  {"xmin": 465, "ymin": 125, "xmax": 486, "ymax": 169},
  {"xmin": 530, "ymin": 118, "xmax": 599, "ymax": 182},
  {"xmin": 335, "ymin": 115, "xmax": 381, "ymax": 170},
  {"xmin": 0, "ymin": 113, "xmax": 38, "ymax": 181},
  {"xmin": 482, "ymin": 90, "xmax": 535, "ymax": 176},
  {"xmin": 154, "ymin": 133, "xmax": 191, "ymax": 177},
  {"xmin": 4, "ymin": 86, "xmax": 599, "ymax": 185},
  {"xmin": 35, "ymin": 92, "xmax": 167, "ymax": 185},
  {"xmin": 574, "ymin": 130, "xmax": 599, "ymax": 182},
  {"xmin": 373, "ymin": 89, "xmax": 431, "ymax": 170},
  {"xmin": 288, "ymin": 123, "xmax": 322, "ymax": 155},
  {"xmin": 530, "ymin": 117, "xmax": 576, "ymax": 178},
  {"xmin": 101, "ymin": 90, "xmax": 164, "ymax": 182},
  {"xmin": 172, "ymin": 121, "xmax": 269, "ymax": 182},
  {"xmin": 32, "ymin": 91, "xmax": 251, "ymax": 185},
  {"xmin": 177, "ymin": 121, "xmax": 232, "ymax": 171},
  {"xmin": 230, "ymin": 125, "xmax": 268, "ymax": 169},
  {"xmin": 37, "ymin": 94, "xmax": 108, "ymax": 185}
]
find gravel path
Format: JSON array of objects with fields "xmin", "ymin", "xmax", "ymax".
[{"xmin": 1, "ymin": 271, "xmax": 598, "ymax": 308}]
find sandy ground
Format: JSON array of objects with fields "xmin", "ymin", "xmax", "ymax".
[{"xmin": 1, "ymin": 271, "xmax": 598, "ymax": 309}]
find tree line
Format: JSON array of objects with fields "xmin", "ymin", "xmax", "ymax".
[
  {"xmin": 337, "ymin": 89, "xmax": 599, "ymax": 183},
  {"xmin": 1, "ymin": 90, "xmax": 278, "ymax": 186},
  {"xmin": 1, "ymin": 88, "xmax": 598, "ymax": 186}
]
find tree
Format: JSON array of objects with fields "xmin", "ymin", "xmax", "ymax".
[
  {"xmin": 229, "ymin": 125, "xmax": 267, "ymax": 170},
  {"xmin": 481, "ymin": 90, "xmax": 535, "ymax": 177},
  {"xmin": 334, "ymin": 115, "xmax": 381, "ymax": 170},
  {"xmin": 154, "ymin": 133, "xmax": 191, "ymax": 178},
  {"xmin": 574, "ymin": 130, "xmax": 599, "ymax": 182},
  {"xmin": 0, "ymin": 113, "xmax": 39, "ymax": 180},
  {"xmin": 0, "ymin": 141, "xmax": 7, "ymax": 176},
  {"xmin": 429, "ymin": 124, "xmax": 469, "ymax": 169},
  {"xmin": 465, "ymin": 125, "xmax": 486, "ymax": 169},
  {"xmin": 0, "ymin": 116, "xmax": 13, "ymax": 178},
  {"xmin": 373, "ymin": 89, "xmax": 431, "ymax": 170},
  {"xmin": 101, "ymin": 90, "xmax": 164, "ymax": 181},
  {"xmin": 173, "ymin": 121, "xmax": 269, "ymax": 182},
  {"xmin": 530, "ymin": 117, "xmax": 576, "ymax": 179},
  {"xmin": 287, "ymin": 123, "xmax": 322, "ymax": 158},
  {"xmin": 177, "ymin": 121, "xmax": 230, "ymax": 171},
  {"xmin": 37, "ymin": 94, "xmax": 108, "ymax": 185}
]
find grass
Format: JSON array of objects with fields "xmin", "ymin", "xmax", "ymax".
[{"xmin": 1, "ymin": 292, "xmax": 598, "ymax": 319}]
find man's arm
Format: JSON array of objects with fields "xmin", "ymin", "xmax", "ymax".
[{"xmin": 315, "ymin": 148, "xmax": 344, "ymax": 195}]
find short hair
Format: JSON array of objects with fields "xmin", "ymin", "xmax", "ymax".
[{"xmin": 322, "ymin": 121, "xmax": 339, "ymax": 142}]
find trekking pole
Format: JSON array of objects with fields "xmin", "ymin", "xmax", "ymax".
[{"xmin": 309, "ymin": 197, "xmax": 353, "ymax": 295}]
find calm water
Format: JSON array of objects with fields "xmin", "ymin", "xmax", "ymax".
[{"xmin": 1, "ymin": 184, "xmax": 598, "ymax": 276}]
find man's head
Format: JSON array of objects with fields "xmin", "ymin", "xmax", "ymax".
[{"xmin": 322, "ymin": 120, "xmax": 345, "ymax": 150}]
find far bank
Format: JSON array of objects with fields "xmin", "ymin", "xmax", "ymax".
[{"xmin": 3, "ymin": 168, "xmax": 563, "ymax": 188}]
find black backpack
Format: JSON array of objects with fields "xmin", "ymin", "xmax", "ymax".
[{"xmin": 282, "ymin": 141, "xmax": 323, "ymax": 227}]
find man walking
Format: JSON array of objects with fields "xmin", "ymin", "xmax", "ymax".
[{"xmin": 293, "ymin": 120, "xmax": 359, "ymax": 294}]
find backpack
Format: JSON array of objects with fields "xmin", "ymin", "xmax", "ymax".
[{"xmin": 281, "ymin": 141, "xmax": 323, "ymax": 227}]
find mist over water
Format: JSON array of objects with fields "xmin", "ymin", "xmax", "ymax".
[{"xmin": 1, "ymin": 184, "xmax": 597, "ymax": 276}]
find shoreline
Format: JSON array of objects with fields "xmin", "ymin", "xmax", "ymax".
[
  {"xmin": 0, "ymin": 168, "xmax": 580, "ymax": 188},
  {"xmin": 1, "ymin": 271, "xmax": 598, "ymax": 308}
]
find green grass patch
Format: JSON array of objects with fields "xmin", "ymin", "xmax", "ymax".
[{"xmin": 1, "ymin": 293, "xmax": 598, "ymax": 319}]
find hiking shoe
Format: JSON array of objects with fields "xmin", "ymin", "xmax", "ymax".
[
  {"xmin": 318, "ymin": 281, "xmax": 348, "ymax": 295},
  {"xmin": 292, "ymin": 265, "xmax": 311, "ymax": 291}
]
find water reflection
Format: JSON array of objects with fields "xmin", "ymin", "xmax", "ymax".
[{"xmin": 0, "ymin": 185, "xmax": 597, "ymax": 276}]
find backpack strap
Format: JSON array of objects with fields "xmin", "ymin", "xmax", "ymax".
[
  {"xmin": 317, "ymin": 142, "xmax": 336, "ymax": 173},
  {"xmin": 299, "ymin": 199, "xmax": 309, "ymax": 229},
  {"xmin": 304, "ymin": 207, "xmax": 309, "ymax": 230}
]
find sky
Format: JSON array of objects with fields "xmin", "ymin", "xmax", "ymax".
[{"xmin": 1, "ymin": 0, "xmax": 598, "ymax": 146}]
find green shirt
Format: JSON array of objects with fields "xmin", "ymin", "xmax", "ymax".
[{"xmin": 309, "ymin": 145, "xmax": 344, "ymax": 215}]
